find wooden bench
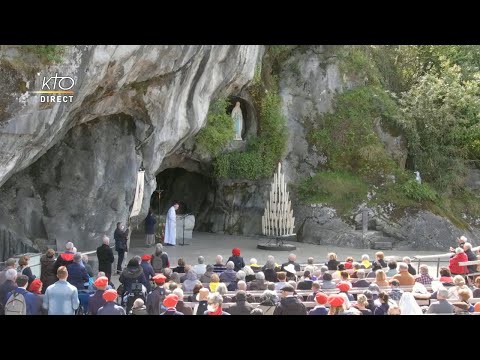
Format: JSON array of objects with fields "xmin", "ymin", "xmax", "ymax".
[{"xmin": 458, "ymin": 260, "xmax": 480, "ymax": 278}]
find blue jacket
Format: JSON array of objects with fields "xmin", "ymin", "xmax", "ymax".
[
  {"xmin": 97, "ymin": 301, "xmax": 126, "ymax": 315},
  {"xmin": 67, "ymin": 263, "xmax": 89, "ymax": 290},
  {"xmin": 43, "ymin": 280, "xmax": 79, "ymax": 315},
  {"xmin": 308, "ymin": 306, "xmax": 328, "ymax": 315},
  {"xmin": 145, "ymin": 214, "xmax": 157, "ymax": 235},
  {"xmin": 5, "ymin": 287, "xmax": 37, "ymax": 315},
  {"xmin": 140, "ymin": 261, "xmax": 155, "ymax": 293},
  {"xmin": 88, "ymin": 290, "xmax": 106, "ymax": 315},
  {"xmin": 0, "ymin": 280, "xmax": 17, "ymax": 306},
  {"xmin": 219, "ymin": 269, "xmax": 237, "ymax": 284}
]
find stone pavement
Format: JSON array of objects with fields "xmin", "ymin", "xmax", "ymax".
[{"xmin": 102, "ymin": 230, "xmax": 451, "ymax": 288}]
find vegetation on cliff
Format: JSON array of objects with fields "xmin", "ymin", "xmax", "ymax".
[{"xmin": 300, "ymin": 45, "xmax": 480, "ymax": 225}]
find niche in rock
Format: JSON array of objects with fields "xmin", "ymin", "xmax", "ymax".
[
  {"xmin": 226, "ymin": 96, "xmax": 257, "ymax": 140},
  {"xmin": 151, "ymin": 168, "xmax": 216, "ymax": 231}
]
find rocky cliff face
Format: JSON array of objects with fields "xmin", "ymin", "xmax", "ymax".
[
  {"xmin": 0, "ymin": 45, "xmax": 261, "ymax": 255},
  {"xmin": 0, "ymin": 45, "xmax": 477, "ymax": 257}
]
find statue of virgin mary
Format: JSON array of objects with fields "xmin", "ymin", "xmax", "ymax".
[{"xmin": 231, "ymin": 101, "xmax": 243, "ymax": 140}]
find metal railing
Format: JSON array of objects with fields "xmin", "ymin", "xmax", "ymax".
[{"xmin": 412, "ymin": 245, "xmax": 480, "ymax": 277}]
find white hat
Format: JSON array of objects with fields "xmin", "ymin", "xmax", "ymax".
[{"xmin": 284, "ymin": 264, "xmax": 296, "ymax": 274}]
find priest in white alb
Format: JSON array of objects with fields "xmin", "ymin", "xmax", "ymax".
[{"xmin": 164, "ymin": 202, "xmax": 179, "ymax": 246}]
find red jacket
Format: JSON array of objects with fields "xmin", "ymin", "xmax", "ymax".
[{"xmin": 449, "ymin": 252, "xmax": 469, "ymax": 274}]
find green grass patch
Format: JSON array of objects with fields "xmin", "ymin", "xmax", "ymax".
[
  {"xmin": 298, "ymin": 171, "xmax": 369, "ymax": 216},
  {"xmin": 22, "ymin": 45, "xmax": 66, "ymax": 64},
  {"xmin": 307, "ymin": 86, "xmax": 400, "ymax": 183},
  {"xmin": 195, "ymin": 97, "xmax": 235, "ymax": 157}
]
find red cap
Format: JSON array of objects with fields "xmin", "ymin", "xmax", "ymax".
[
  {"xmin": 28, "ymin": 279, "xmax": 43, "ymax": 293},
  {"xmin": 315, "ymin": 292, "xmax": 328, "ymax": 305},
  {"xmin": 232, "ymin": 248, "xmax": 241, "ymax": 256},
  {"xmin": 94, "ymin": 276, "xmax": 109, "ymax": 288},
  {"xmin": 328, "ymin": 295, "xmax": 345, "ymax": 307},
  {"xmin": 141, "ymin": 254, "xmax": 152, "ymax": 261},
  {"xmin": 153, "ymin": 274, "xmax": 167, "ymax": 284},
  {"xmin": 103, "ymin": 289, "xmax": 118, "ymax": 302},
  {"xmin": 337, "ymin": 281, "xmax": 351, "ymax": 292},
  {"xmin": 163, "ymin": 294, "xmax": 179, "ymax": 308}
]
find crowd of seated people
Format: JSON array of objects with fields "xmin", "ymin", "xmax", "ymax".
[{"xmin": 1, "ymin": 236, "xmax": 479, "ymax": 315}]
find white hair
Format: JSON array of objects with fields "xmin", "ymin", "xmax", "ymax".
[
  {"xmin": 82, "ymin": 254, "xmax": 89, "ymax": 263},
  {"xmin": 357, "ymin": 269, "xmax": 366, "ymax": 279},
  {"xmin": 5, "ymin": 268, "xmax": 18, "ymax": 281},
  {"xmin": 402, "ymin": 256, "xmax": 411, "ymax": 264},
  {"xmin": 173, "ymin": 288, "xmax": 184, "ymax": 301},
  {"xmin": 250, "ymin": 258, "xmax": 257, "ymax": 265},
  {"xmin": 237, "ymin": 280, "xmax": 247, "ymax": 291},
  {"xmin": 455, "ymin": 247, "xmax": 464, "ymax": 254},
  {"xmin": 133, "ymin": 298, "xmax": 144, "ymax": 308},
  {"xmin": 453, "ymin": 275, "xmax": 465, "ymax": 286},
  {"xmin": 288, "ymin": 253, "xmax": 296, "ymax": 261},
  {"xmin": 216, "ymin": 283, "xmax": 228, "ymax": 295},
  {"xmin": 236, "ymin": 270, "xmax": 246, "ymax": 280},
  {"xmin": 65, "ymin": 242, "xmax": 74, "ymax": 250},
  {"xmin": 97, "ymin": 272, "xmax": 106, "ymax": 278},
  {"xmin": 361, "ymin": 254, "xmax": 369, "ymax": 261},
  {"xmin": 72, "ymin": 247, "xmax": 77, "ymax": 253},
  {"xmin": 216, "ymin": 255, "xmax": 223, "ymax": 264},
  {"xmin": 102, "ymin": 236, "xmax": 110, "ymax": 245},
  {"xmin": 73, "ymin": 252, "xmax": 82, "ymax": 263},
  {"xmin": 198, "ymin": 256, "xmax": 205, "ymax": 264},
  {"xmin": 208, "ymin": 292, "xmax": 223, "ymax": 305},
  {"xmin": 242, "ymin": 266, "xmax": 255, "ymax": 276},
  {"xmin": 255, "ymin": 272, "xmax": 265, "ymax": 280},
  {"xmin": 437, "ymin": 288, "xmax": 449, "ymax": 299},
  {"xmin": 463, "ymin": 242, "xmax": 472, "ymax": 250},
  {"xmin": 304, "ymin": 265, "xmax": 315, "ymax": 274},
  {"xmin": 226, "ymin": 261, "xmax": 235, "ymax": 270},
  {"xmin": 419, "ymin": 264, "xmax": 429, "ymax": 274},
  {"xmin": 398, "ymin": 262, "xmax": 408, "ymax": 271}
]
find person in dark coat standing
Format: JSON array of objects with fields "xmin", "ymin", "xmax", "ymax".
[
  {"xmin": 53, "ymin": 242, "xmax": 76, "ymax": 274},
  {"xmin": 0, "ymin": 269, "xmax": 18, "ymax": 312},
  {"xmin": 273, "ymin": 284, "xmax": 307, "ymax": 315},
  {"xmin": 28, "ymin": 279, "xmax": 46, "ymax": 315},
  {"xmin": 463, "ymin": 242, "xmax": 478, "ymax": 275},
  {"xmin": 150, "ymin": 243, "xmax": 170, "ymax": 273},
  {"xmin": 140, "ymin": 255, "xmax": 155, "ymax": 293},
  {"xmin": 88, "ymin": 276, "xmax": 108, "ymax": 315},
  {"xmin": 119, "ymin": 258, "xmax": 148, "ymax": 296},
  {"xmin": 114, "ymin": 222, "xmax": 129, "ymax": 274},
  {"xmin": 67, "ymin": 253, "xmax": 89, "ymax": 290},
  {"xmin": 97, "ymin": 235, "xmax": 115, "ymax": 281},
  {"xmin": 227, "ymin": 248, "xmax": 245, "ymax": 272},
  {"xmin": 146, "ymin": 274, "xmax": 167, "ymax": 315},
  {"xmin": 97, "ymin": 289, "xmax": 126, "ymax": 315},
  {"xmin": 40, "ymin": 249, "xmax": 57, "ymax": 293},
  {"xmin": 145, "ymin": 210, "xmax": 157, "ymax": 247},
  {"xmin": 17, "ymin": 255, "xmax": 36, "ymax": 288}
]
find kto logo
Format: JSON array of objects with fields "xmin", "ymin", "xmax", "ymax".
[{"xmin": 32, "ymin": 73, "xmax": 75, "ymax": 103}]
